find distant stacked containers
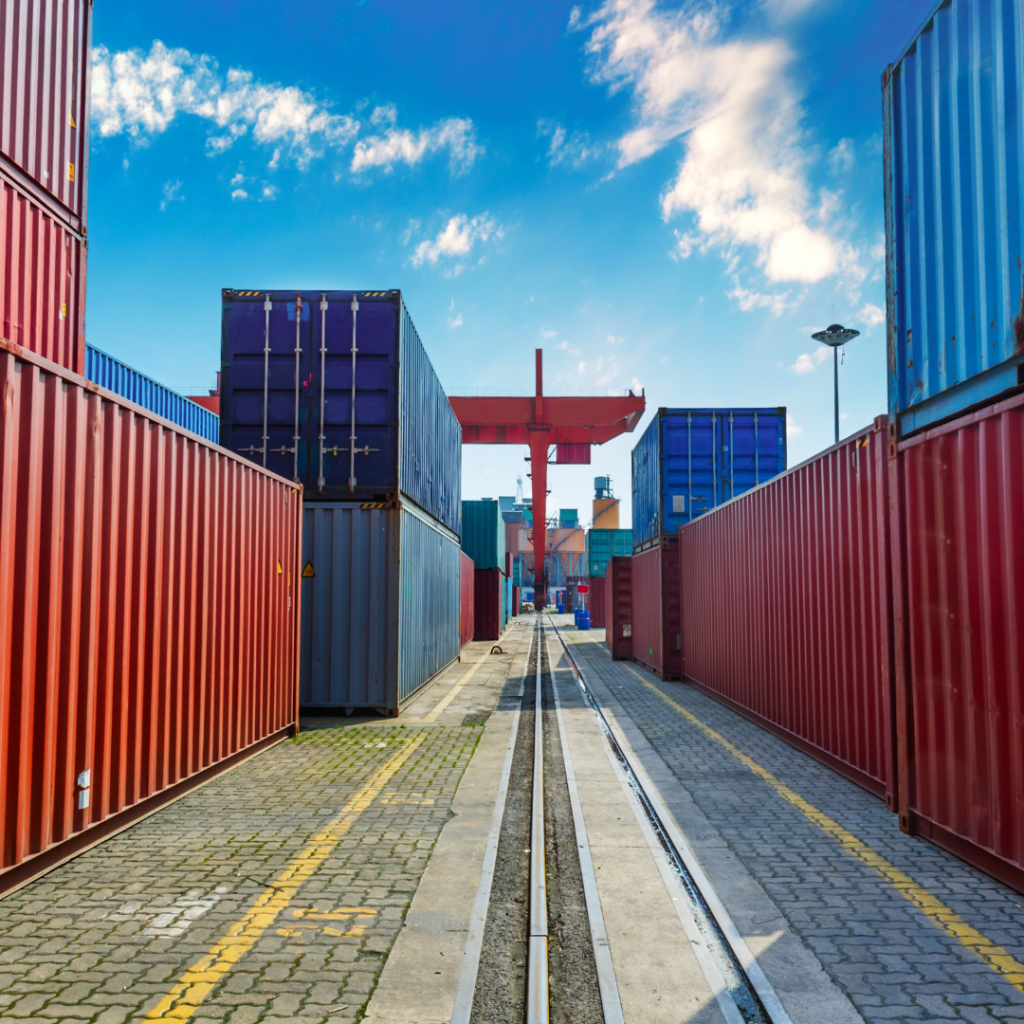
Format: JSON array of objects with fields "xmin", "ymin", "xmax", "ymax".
[
  {"xmin": 0, "ymin": 0, "xmax": 92, "ymax": 374},
  {"xmin": 220, "ymin": 291, "xmax": 463, "ymax": 714},
  {"xmin": 631, "ymin": 408, "xmax": 785, "ymax": 680},
  {"xmin": 585, "ymin": 528, "xmax": 632, "ymax": 578},
  {"xmin": 85, "ymin": 345, "xmax": 220, "ymax": 443},
  {"xmin": 605, "ymin": 556, "xmax": 633, "ymax": 661},
  {"xmin": 461, "ymin": 499, "xmax": 507, "ymax": 640},
  {"xmin": 586, "ymin": 575, "xmax": 606, "ymax": 629}
]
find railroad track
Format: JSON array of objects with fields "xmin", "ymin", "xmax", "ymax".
[{"xmin": 452, "ymin": 615, "xmax": 793, "ymax": 1024}]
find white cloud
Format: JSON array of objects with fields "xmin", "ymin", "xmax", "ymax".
[
  {"xmin": 537, "ymin": 119, "xmax": 603, "ymax": 167},
  {"xmin": 449, "ymin": 312, "xmax": 463, "ymax": 329},
  {"xmin": 350, "ymin": 117, "xmax": 482, "ymax": 175},
  {"xmin": 91, "ymin": 41, "xmax": 479, "ymax": 177},
  {"xmin": 230, "ymin": 188, "xmax": 248, "ymax": 201},
  {"xmin": 542, "ymin": 327, "xmax": 559, "ymax": 338},
  {"xmin": 630, "ymin": 375, "xmax": 643, "ymax": 392},
  {"xmin": 607, "ymin": 334, "xmax": 625, "ymax": 344},
  {"xmin": 789, "ymin": 347, "xmax": 829, "ymax": 374},
  {"xmin": 410, "ymin": 213, "xmax": 502, "ymax": 267},
  {"xmin": 159, "ymin": 179, "xmax": 183, "ymax": 210},
  {"xmin": 574, "ymin": 0, "xmax": 853, "ymax": 285},
  {"xmin": 858, "ymin": 302, "xmax": 885, "ymax": 329},
  {"xmin": 260, "ymin": 184, "xmax": 278, "ymax": 201},
  {"xmin": 828, "ymin": 138, "xmax": 855, "ymax": 174},
  {"xmin": 727, "ymin": 279, "xmax": 791, "ymax": 316},
  {"xmin": 786, "ymin": 413, "xmax": 802, "ymax": 436}
]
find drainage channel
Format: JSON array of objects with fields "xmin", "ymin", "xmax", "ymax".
[{"xmin": 546, "ymin": 615, "xmax": 792, "ymax": 1024}]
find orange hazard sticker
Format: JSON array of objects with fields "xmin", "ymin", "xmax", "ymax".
[
  {"xmin": 277, "ymin": 561, "xmax": 283, "ymax": 575},
  {"xmin": 302, "ymin": 562, "xmax": 315, "ymax": 578}
]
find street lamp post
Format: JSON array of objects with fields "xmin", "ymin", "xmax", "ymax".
[{"xmin": 811, "ymin": 323, "xmax": 860, "ymax": 444}]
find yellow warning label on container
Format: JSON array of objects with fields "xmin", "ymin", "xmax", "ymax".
[
  {"xmin": 60, "ymin": 302, "xmax": 66, "ymax": 320},
  {"xmin": 302, "ymin": 562, "xmax": 315, "ymax": 578},
  {"xmin": 277, "ymin": 561, "xmax": 283, "ymax": 575},
  {"xmin": 67, "ymin": 161, "xmax": 75, "ymax": 182}
]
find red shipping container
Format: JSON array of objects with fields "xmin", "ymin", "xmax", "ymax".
[
  {"xmin": 0, "ymin": 176, "xmax": 85, "ymax": 373},
  {"xmin": 474, "ymin": 568, "xmax": 502, "ymax": 641},
  {"xmin": 892, "ymin": 393, "xmax": 1024, "ymax": 892},
  {"xmin": 0, "ymin": 0, "xmax": 92, "ymax": 231},
  {"xmin": 0, "ymin": 340, "xmax": 301, "ymax": 896},
  {"xmin": 586, "ymin": 575, "xmax": 606, "ymax": 629},
  {"xmin": 555, "ymin": 442, "xmax": 591, "ymax": 464},
  {"xmin": 512, "ymin": 586, "xmax": 520, "ymax": 617},
  {"xmin": 679, "ymin": 418, "xmax": 895, "ymax": 803},
  {"xmin": 605, "ymin": 556, "xmax": 633, "ymax": 660},
  {"xmin": 459, "ymin": 551, "xmax": 474, "ymax": 650},
  {"xmin": 632, "ymin": 539, "xmax": 680, "ymax": 680}
]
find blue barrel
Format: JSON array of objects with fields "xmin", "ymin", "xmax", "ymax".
[
  {"xmin": 557, "ymin": 603, "xmax": 565, "ymax": 614},
  {"xmin": 579, "ymin": 610, "xmax": 590, "ymax": 630}
]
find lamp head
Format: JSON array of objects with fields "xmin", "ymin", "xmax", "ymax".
[{"xmin": 811, "ymin": 323, "xmax": 860, "ymax": 347}]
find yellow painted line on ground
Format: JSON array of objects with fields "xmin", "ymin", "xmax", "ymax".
[
  {"xmin": 422, "ymin": 658, "xmax": 488, "ymax": 723},
  {"xmin": 146, "ymin": 734, "xmax": 427, "ymax": 1020},
  {"xmin": 604, "ymin": 658, "xmax": 1024, "ymax": 992}
]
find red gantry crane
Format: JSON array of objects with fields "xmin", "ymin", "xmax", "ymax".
[{"xmin": 449, "ymin": 349, "xmax": 645, "ymax": 608}]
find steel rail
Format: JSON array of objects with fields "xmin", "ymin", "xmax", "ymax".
[
  {"xmin": 527, "ymin": 617, "xmax": 549, "ymax": 1023},
  {"xmin": 544, "ymin": 630, "xmax": 625, "ymax": 1024},
  {"xmin": 546, "ymin": 615, "xmax": 793, "ymax": 1024},
  {"xmin": 450, "ymin": 627, "xmax": 533, "ymax": 1024}
]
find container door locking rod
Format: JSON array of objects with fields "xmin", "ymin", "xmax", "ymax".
[
  {"xmin": 318, "ymin": 295, "xmax": 327, "ymax": 491},
  {"xmin": 349, "ymin": 296, "xmax": 359, "ymax": 491},
  {"xmin": 261, "ymin": 294, "xmax": 271, "ymax": 466},
  {"xmin": 292, "ymin": 294, "xmax": 302, "ymax": 482}
]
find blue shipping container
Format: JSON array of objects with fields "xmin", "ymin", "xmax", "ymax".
[
  {"xmin": 461, "ymin": 499, "xmax": 505, "ymax": 570},
  {"xmin": 299, "ymin": 502, "xmax": 460, "ymax": 711},
  {"xmin": 220, "ymin": 289, "xmax": 461, "ymax": 535},
  {"xmin": 85, "ymin": 345, "xmax": 219, "ymax": 444},
  {"xmin": 631, "ymin": 408, "xmax": 786, "ymax": 548},
  {"xmin": 884, "ymin": 0, "xmax": 1024, "ymax": 437},
  {"xmin": 585, "ymin": 529, "xmax": 633, "ymax": 578}
]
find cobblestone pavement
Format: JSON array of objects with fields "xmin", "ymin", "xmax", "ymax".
[
  {"xmin": 564, "ymin": 624, "xmax": 1024, "ymax": 1023},
  {"xmin": 0, "ymin": 628, "xmax": 530, "ymax": 1024}
]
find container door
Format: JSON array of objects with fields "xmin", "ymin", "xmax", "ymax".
[{"xmin": 312, "ymin": 296, "xmax": 399, "ymax": 497}]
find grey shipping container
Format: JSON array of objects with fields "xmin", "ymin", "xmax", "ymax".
[
  {"xmin": 85, "ymin": 344, "xmax": 219, "ymax": 443},
  {"xmin": 461, "ymin": 499, "xmax": 505, "ymax": 570},
  {"xmin": 883, "ymin": 0, "xmax": 1024, "ymax": 436},
  {"xmin": 220, "ymin": 289, "xmax": 461, "ymax": 536},
  {"xmin": 300, "ymin": 502, "xmax": 460, "ymax": 712}
]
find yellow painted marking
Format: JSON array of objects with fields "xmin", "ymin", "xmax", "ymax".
[
  {"xmin": 145, "ymin": 735, "xmax": 426, "ymax": 1020},
  {"xmin": 302, "ymin": 561, "xmax": 315, "ymax": 578},
  {"xmin": 613, "ymin": 660, "xmax": 1024, "ymax": 992},
  {"xmin": 422, "ymin": 659, "xmax": 487, "ymax": 722}
]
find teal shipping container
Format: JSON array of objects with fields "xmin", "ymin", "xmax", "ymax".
[
  {"xmin": 586, "ymin": 529, "xmax": 633, "ymax": 578},
  {"xmin": 461, "ymin": 499, "xmax": 505, "ymax": 570}
]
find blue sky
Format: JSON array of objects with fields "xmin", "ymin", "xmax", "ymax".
[{"xmin": 87, "ymin": 0, "xmax": 934, "ymax": 526}]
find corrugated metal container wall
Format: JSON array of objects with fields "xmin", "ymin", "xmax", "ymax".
[
  {"xmin": 0, "ymin": 340, "xmax": 300, "ymax": 896},
  {"xmin": 883, "ymin": 0, "xmax": 1024, "ymax": 437},
  {"xmin": 632, "ymin": 408, "xmax": 787, "ymax": 548},
  {"xmin": 0, "ymin": 0, "xmax": 92, "ymax": 230},
  {"xmin": 461, "ymin": 499, "xmax": 504, "ymax": 570},
  {"xmin": 220, "ymin": 290, "xmax": 461, "ymax": 533},
  {"xmin": 0, "ymin": 176, "xmax": 85, "ymax": 373},
  {"xmin": 473, "ymin": 568, "xmax": 502, "ymax": 641},
  {"xmin": 605, "ymin": 556, "xmax": 633, "ymax": 661},
  {"xmin": 299, "ymin": 504, "xmax": 459, "ymax": 711},
  {"xmin": 460, "ymin": 551, "xmax": 474, "ymax": 649},
  {"xmin": 586, "ymin": 575, "xmax": 606, "ymax": 629},
  {"xmin": 512, "ymin": 586, "xmax": 520, "ymax": 617},
  {"xmin": 680, "ymin": 418, "xmax": 895, "ymax": 802},
  {"xmin": 631, "ymin": 539, "xmax": 680, "ymax": 680},
  {"xmin": 892, "ymin": 392, "xmax": 1024, "ymax": 891},
  {"xmin": 585, "ymin": 528, "xmax": 632, "ymax": 578},
  {"xmin": 85, "ymin": 345, "xmax": 219, "ymax": 444}
]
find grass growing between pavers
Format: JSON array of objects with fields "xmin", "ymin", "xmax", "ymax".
[{"xmin": 0, "ymin": 722, "xmax": 483, "ymax": 1024}]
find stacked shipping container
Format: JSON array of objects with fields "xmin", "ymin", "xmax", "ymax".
[
  {"xmin": 86, "ymin": 345, "xmax": 219, "ymax": 444},
  {"xmin": 221, "ymin": 291, "xmax": 462, "ymax": 714},
  {"xmin": 0, "ymin": 0, "xmax": 91, "ymax": 375},
  {"xmin": 604, "ymin": 557, "xmax": 633, "ymax": 661}
]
